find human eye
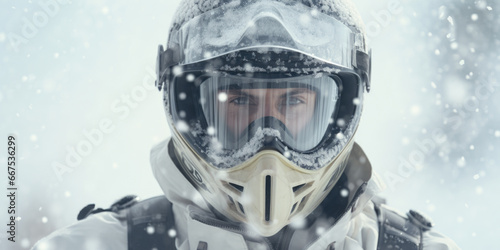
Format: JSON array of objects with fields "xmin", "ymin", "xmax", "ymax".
[
  {"xmin": 228, "ymin": 92, "xmax": 254, "ymax": 106},
  {"xmin": 231, "ymin": 96, "xmax": 250, "ymax": 105},
  {"xmin": 285, "ymin": 96, "xmax": 305, "ymax": 106},
  {"xmin": 279, "ymin": 94, "xmax": 306, "ymax": 107}
]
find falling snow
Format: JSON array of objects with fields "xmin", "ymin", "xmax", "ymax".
[
  {"xmin": 340, "ymin": 188, "xmax": 349, "ymax": 197},
  {"xmin": 168, "ymin": 229, "xmax": 177, "ymax": 238},
  {"xmin": 146, "ymin": 225, "xmax": 155, "ymax": 234},
  {"xmin": 1, "ymin": 1, "xmax": 498, "ymax": 250}
]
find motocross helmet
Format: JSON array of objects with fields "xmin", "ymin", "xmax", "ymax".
[{"xmin": 156, "ymin": 0, "xmax": 371, "ymax": 237}]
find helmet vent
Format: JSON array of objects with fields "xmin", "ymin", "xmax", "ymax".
[
  {"xmin": 293, "ymin": 182, "xmax": 313, "ymax": 197},
  {"xmin": 297, "ymin": 194, "xmax": 310, "ymax": 213},
  {"xmin": 228, "ymin": 195, "xmax": 235, "ymax": 205},
  {"xmin": 290, "ymin": 202, "xmax": 298, "ymax": 214},
  {"xmin": 237, "ymin": 202, "xmax": 245, "ymax": 215},
  {"xmin": 265, "ymin": 175, "xmax": 272, "ymax": 222},
  {"xmin": 229, "ymin": 182, "xmax": 244, "ymax": 192},
  {"xmin": 292, "ymin": 184, "xmax": 305, "ymax": 193}
]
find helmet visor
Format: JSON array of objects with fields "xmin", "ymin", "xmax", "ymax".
[{"xmin": 169, "ymin": 0, "xmax": 364, "ymax": 68}]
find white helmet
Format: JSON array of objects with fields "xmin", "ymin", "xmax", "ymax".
[{"xmin": 156, "ymin": 0, "xmax": 371, "ymax": 237}]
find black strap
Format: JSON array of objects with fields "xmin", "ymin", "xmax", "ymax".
[
  {"xmin": 77, "ymin": 195, "xmax": 139, "ymax": 221},
  {"xmin": 355, "ymin": 50, "xmax": 371, "ymax": 92},
  {"xmin": 127, "ymin": 196, "xmax": 176, "ymax": 250},
  {"xmin": 77, "ymin": 195, "xmax": 177, "ymax": 250},
  {"xmin": 374, "ymin": 201, "xmax": 428, "ymax": 250}
]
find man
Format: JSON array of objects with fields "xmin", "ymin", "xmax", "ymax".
[{"xmin": 33, "ymin": 0, "xmax": 460, "ymax": 249}]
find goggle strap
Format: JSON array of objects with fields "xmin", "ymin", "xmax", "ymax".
[
  {"xmin": 354, "ymin": 49, "xmax": 371, "ymax": 92},
  {"xmin": 156, "ymin": 44, "xmax": 181, "ymax": 91}
]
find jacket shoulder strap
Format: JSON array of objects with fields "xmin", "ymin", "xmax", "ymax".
[
  {"xmin": 373, "ymin": 199, "xmax": 433, "ymax": 250},
  {"xmin": 76, "ymin": 195, "xmax": 176, "ymax": 250},
  {"xmin": 127, "ymin": 195, "xmax": 176, "ymax": 250}
]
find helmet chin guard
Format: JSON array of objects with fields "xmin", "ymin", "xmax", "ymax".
[{"xmin": 172, "ymin": 133, "xmax": 354, "ymax": 236}]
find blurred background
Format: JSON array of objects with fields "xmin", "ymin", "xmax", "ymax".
[{"xmin": 0, "ymin": 0, "xmax": 498, "ymax": 249}]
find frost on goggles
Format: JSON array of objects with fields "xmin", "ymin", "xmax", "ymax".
[
  {"xmin": 170, "ymin": 72, "xmax": 351, "ymax": 169},
  {"xmin": 169, "ymin": 0, "xmax": 363, "ymax": 69}
]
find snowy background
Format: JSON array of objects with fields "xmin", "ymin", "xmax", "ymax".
[{"xmin": 0, "ymin": 0, "xmax": 498, "ymax": 249}]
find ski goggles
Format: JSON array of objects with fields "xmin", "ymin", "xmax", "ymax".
[
  {"xmin": 199, "ymin": 74, "xmax": 339, "ymax": 151},
  {"xmin": 167, "ymin": 0, "xmax": 367, "ymax": 69},
  {"xmin": 168, "ymin": 63, "xmax": 363, "ymax": 170}
]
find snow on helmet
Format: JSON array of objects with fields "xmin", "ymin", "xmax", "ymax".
[{"xmin": 156, "ymin": 0, "xmax": 371, "ymax": 236}]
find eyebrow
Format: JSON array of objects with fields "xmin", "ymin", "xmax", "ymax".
[
  {"xmin": 287, "ymin": 89, "xmax": 309, "ymax": 95},
  {"xmin": 226, "ymin": 89, "xmax": 255, "ymax": 101},
  {"xmin": 227, "ymin": 89, "xmax": 249, "ymax": 95},
  {"xmin": 279, "ymin": 89, "xmax": 314, "ymax": 99},
  {"xmin": 225, "ymin": 88, "xmax": 313, "ymax": 98}
]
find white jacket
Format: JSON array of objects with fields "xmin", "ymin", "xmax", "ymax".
[{"xmin": 33, "ymin": 140, "xmax": 460, "ymax": 250}]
